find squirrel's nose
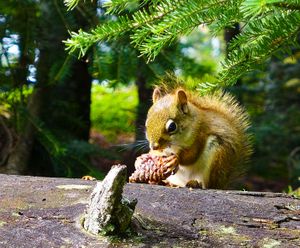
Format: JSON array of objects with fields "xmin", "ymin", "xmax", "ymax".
[{"xmin": 151, "ymin": 142, "xmax": 159, "ymax": 150}]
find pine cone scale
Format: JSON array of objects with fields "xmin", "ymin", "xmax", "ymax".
[{"xmin": 129, "ymin": 153, "xmax": 179, "ymax": 185}]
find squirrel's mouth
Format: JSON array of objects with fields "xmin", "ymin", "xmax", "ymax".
[
  {"xmin": 160, "ymin": 146, "xmax": 180, "ymax": 157},
  {"xmin": 149, "ymin": 146, "xmax": 179, "ymax": 157}
]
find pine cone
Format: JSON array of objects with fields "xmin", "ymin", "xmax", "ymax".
[{"xmin": 129, "ymin": 153, "xmax": 179, "ymax": 185}]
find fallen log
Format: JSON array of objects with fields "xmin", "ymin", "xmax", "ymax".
[{"xmin": 0, "ymin": 173, "xmax": 299, "ymax": 247}]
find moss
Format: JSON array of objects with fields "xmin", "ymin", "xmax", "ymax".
[
  {"xmin": 0, "ymin": 221, "xmax": 7, "ymax": 227},
  {"xmin": 196, "ymin": 221, "xmax": 252, "ymax": 246},
  {"xmin": 11, "ymin": 212, "xmax": 21, "ymax": 217},
  {"xmin": 260, "ymin": 238, "xmax": 281, "ymax": 248},
  {"xmin": 216, "ymin": 225, "xmax": 250, "ymax": 242},
  {"xmin": 219, "ymin": 226, "xmax": 237, "ymax": 235}
]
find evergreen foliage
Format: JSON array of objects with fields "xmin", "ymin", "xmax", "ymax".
[
  {"xmin": 244, "ymin": 53, "xmax": 300, "ymax": 191},
  {"xmin": 0, "ymin": 0, "xmax": 102, "ymax": 178},
  {"xmin": 65, "ymin": 0, "xmax": 300, "ymax": 88}
]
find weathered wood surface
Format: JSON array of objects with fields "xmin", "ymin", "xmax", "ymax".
[
  {"xmin": 0, "ymin": 173, "xmax": 299, "ymax": 247},
  {"xmin": 84, "ymin": 165, "xmax": 136, "ymax": 234}
]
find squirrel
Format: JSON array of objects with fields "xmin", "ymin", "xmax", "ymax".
[{"xmin": 145, "ymin": 79, "xmax": 252, "ymax": 189}]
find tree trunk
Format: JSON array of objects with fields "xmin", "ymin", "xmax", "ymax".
[
  {"xmin": 3, "ymin": 0, "xmax": 95, "ymax": 176},
  {"xmin": 224, "ymin": 24, "xmax": 243, "ymax": 102},
  {"xmin": 5, "ymin": 88, "xmax": 43, "ymax": 174},
  {"xmin": 29, "ymin": 1, "xmax": 95, "ymax": 176},
  {"xmin": 134, "ymin": 2, "xmax": 153, "ymax": 142},
  {"xmin": 0, "ymin": 116, "xmax": 13, "ymax": 168},
  {"xmin": 224, "ymin": 24, "xmax": 240, "ymax": 56},
  {"xmin": 68, "ymin": 59, "xmax": 92, "ymax": 140},
  {"xmin": 135, "ymin": 62, "xmax": 152, "ymax": 141},
  {"xmin": 0, "ymin": 3, "xmax": 36, "ymax": 174}
]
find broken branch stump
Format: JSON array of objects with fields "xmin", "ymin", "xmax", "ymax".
[{"xmin": 83, "ymin": 164, "xmax": 136, "ymax": 235}]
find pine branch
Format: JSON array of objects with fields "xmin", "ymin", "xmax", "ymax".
[
  {"xmin": 65, "ymin": 0, "xmax": 182, "ymax": 57},
  {"xmin": 219, "ymin": 11, "xmax": 300, "ymax": 86},
  {"xmin": 104, "ymin": 0, "xmax": 139, "ymax": 14},
  {"xmin": 64, "ymin": 0, "xmax": 82, "ymax": 10},
  {"xmin": 134, "ymin": 0, "xmax": 242, "ymax": 61},
  {"xmin": 105, "ymin": 0, "xmax": 165, "ymax": 14},
  {"xmin": 272, "ymin": 1, "xmax": 300, "ymax": 11},
  {"xmin": 64, "ymin": 0, "xmax": 300, "ymax": 88}
]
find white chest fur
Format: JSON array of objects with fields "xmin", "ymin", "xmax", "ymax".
[{"xmin": 166, "ymin": 135, "xmax": 219, "ymax": 188}]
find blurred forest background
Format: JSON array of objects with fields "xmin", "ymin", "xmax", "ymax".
[{"xmin": 0, "ymin": 0, "xmax": 299, "ymax": 194}]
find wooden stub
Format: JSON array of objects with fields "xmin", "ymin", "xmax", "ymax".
[
  {"xmin": 83, "ymin": 164, "xmax": 136, "ymax": 235},
  {"xmin": 0, "ymin": 173, "xmax": 299, "ymax": 247}
]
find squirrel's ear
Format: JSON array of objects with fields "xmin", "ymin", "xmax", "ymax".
[
  {"xmin": 176, "ymin": 89, "xmax": 188, "ymax": 114},
  {"xmin": 152, "ymin": 87, "xmax": 162, "ymax": 103}
]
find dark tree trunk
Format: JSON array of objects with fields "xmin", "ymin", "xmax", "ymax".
[
  {"xmin": 0, "ymin": 116, "xmax": 13, "ymax": 168},
  {"xmin": 224, "ymin": 23, "xmax": 240, "ymax": 56},
  {"xmin": 224, "ymin": 24, "xmax": 243, "ymax": 102},
  {"xmin": 134, "ymin": 3, "xmax": 153, "ymax": 142},
  {"xmin": 5, "ymin": 88, "xmax": 43, "ymax": 174},
  {"xmin": 3, "ymin": 0, "xmax": 95, "ymax": 176},
  {"xmin": 28, "ymin": 1, "xmax": 94, "ymax": 176},
  {"xmin": 0, "ymin": 3, "xmax": 36, "ymax": 174},
  {"xmin": 135, "ymin": 63, "xmax": 152, "ymax": 141},
  {"xmin": 68, "ymin": 59, "xmax": 92, "ymax": 140}
]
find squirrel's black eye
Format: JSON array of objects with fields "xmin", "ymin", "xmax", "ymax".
[{"xmin": 166, "ymin": 119, "xmax": 177, "ymax": 134}]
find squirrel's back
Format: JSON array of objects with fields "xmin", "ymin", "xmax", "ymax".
[{"xmin": 192, "ymin": 91, "xmax": 252, "ymax": 188}]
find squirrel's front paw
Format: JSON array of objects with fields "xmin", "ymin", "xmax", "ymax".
[{"xmin": 185, "ymin": 180, "xmax": 203, "ymax": 188}]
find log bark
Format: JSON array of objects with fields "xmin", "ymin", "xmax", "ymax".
[{"xmin": 0, "ymin": 173, "xmax": 299, "ymax": 247}]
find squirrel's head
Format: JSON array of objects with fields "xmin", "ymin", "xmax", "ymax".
[{"xmin": 145, "ymin": 87, "xmax": 200, "ymax": 156}]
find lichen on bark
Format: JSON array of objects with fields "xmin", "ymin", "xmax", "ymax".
[{"xmin": 83, "ymin": 164, "xmax": 137, "ymax": 235}]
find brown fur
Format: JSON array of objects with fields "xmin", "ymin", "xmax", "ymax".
[{"xmin": 146, "ymin": 77, "xmax": 252, "ymax": 189}]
